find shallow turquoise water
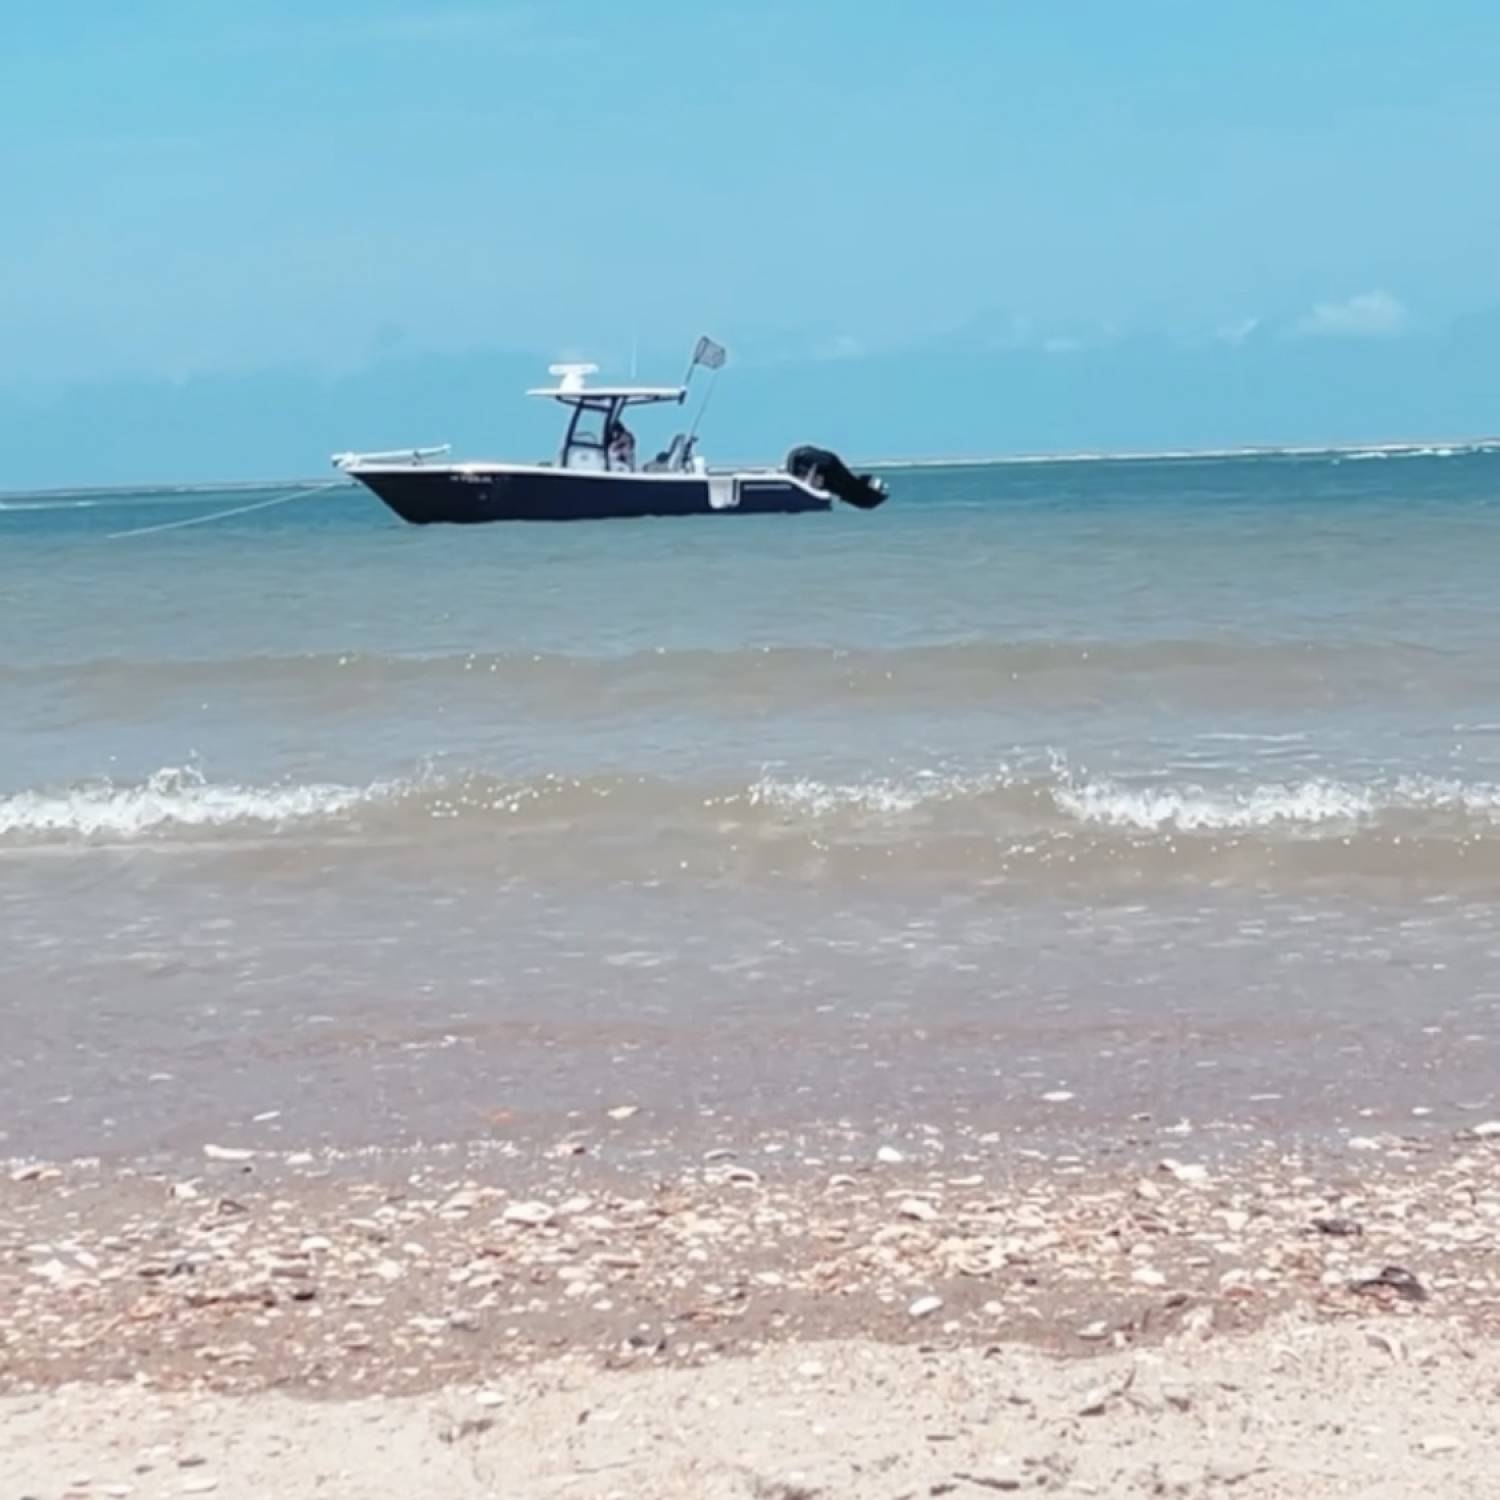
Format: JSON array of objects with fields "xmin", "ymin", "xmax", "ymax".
[{"xmin": 3, "ymin": 451, "xmax": 1499, "ymax": 1162}]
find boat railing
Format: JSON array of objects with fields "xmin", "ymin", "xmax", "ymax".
[{"xmin": 332, "ymin": 445, "xmax": 451, "ymax": 472}]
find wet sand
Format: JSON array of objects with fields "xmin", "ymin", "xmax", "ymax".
[
  {"xmin": 8, "ymin": 878, "xmax": 1500, "ymax": 1170},
  {"xmin": 5, "ymin": 1126, "xmax": 1500, "ymax": 1495}
]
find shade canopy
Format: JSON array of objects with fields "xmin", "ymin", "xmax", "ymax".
[{"xmin": 527, "ymin": 361, "xmax": 684, "ymax": 404}]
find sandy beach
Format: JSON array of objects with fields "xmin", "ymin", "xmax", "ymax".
[
  {"xmin": 6, "ymin": 1126, "xmax": 1500, "ymax": 1496},
  {"xmin": 11, "ymin": 0, "xmax": 1500, "ymax": 1493}
]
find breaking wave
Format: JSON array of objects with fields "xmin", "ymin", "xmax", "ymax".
[
  {"xmin": 0, "ymin": 766, "xmax": 387, "ymax": 841},
  {"xmin": 5, "ymin": 765, "xmax": 1500, "ymax": 893},
  {"xmin": 1050, "ymin": 774, "xmax": 1500, "ymax": 832}
]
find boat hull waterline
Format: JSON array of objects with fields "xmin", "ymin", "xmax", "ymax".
[{"xmin": 354, "ymin": 467, "xmax": 834, "ymax": 525}]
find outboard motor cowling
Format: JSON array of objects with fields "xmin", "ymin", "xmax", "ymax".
[{"xmin": 786, "ymin": 445, "xmax": 888, "ymax": 510}]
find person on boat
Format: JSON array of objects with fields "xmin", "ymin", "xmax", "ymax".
[{"xmin": 607, "ymin": 418, "xmax": 636, "ymax": 471}]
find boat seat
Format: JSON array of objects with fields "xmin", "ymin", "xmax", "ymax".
[{"xmin": 644, "ymin": 434, "xmax": 688, "ymax": 473}]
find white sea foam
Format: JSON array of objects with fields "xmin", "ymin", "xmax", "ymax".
[
  {"xmin": 0, "ymin": 766, "xmax": 381, "ymax": 840},
  {"xmin": 6, "ymin": 764, "xmax": 1500, "ymax": 848},
  {"xmin": 0, "ymin": 498, "xmax": 101, "ymax": 512},
  {"xmin": 1344, "ymin": 444, "xmax": 1474, "ymax": 462},
  {"xmin": 739, "ymin": 767, "xmax": 1500, "ymax": 836},
  {"xmin": 1053, "ymin": 775, "xmax": 1500, "ymax": 833},
  {"xmin": 1053, "ymin": 779, "xmax": 1377, "ymax": 832},
  {"xmin": 746, "ymin": 771, "xmax": 996, "ymax": 817}
]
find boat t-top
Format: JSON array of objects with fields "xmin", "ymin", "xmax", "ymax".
[{"xmin": 332, "ymin": 336, "xmax": 888, "ymax": 524}]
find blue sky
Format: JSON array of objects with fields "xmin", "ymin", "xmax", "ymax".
[{"xmin": 4, "ymin": 1, "xmax": 1499, "ymax": 484}]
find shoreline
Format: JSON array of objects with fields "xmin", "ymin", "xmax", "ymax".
[
  {"xmin": 869, "ymin": 435, "xmax": 1500, "ymax": 469},
  {"xmin": 6, "ymin": 1131, "xmax": 1500, "ymax": 1496},
  {"xmin": 6, "ymin": 1128, "xmax": 1499, "ymax": 1396}
]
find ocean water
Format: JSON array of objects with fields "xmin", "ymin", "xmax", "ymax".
[{"xmin": 4, "ymin": 450, "xmax": 1500, "ymax": 1163}]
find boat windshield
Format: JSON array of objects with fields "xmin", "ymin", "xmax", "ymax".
[{"xmin": 562, "ymin": 401, "xmax": 612, "ymax": 471}]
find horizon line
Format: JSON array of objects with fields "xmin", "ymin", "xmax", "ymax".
[{"xmin": 4, "ymin": 435, "xmax": 1499, "ymax": 502}]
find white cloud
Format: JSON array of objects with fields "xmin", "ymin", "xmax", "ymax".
[
  {"xmin": 1215, "ymin": 316, "xmax": 1261, "ymax": 346},
  {"xmin": 1294, "ymin": 290, "xmax": 1409, "ymax": 340}
]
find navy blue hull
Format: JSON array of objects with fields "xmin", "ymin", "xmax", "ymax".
[{"xmin": 353, "ymin": 468, "xmax": 831, "ymax": 524}]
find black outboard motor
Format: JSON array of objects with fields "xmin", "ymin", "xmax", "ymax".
[{"xmin": 786, "ymin": 445, "xmax": 888, "ymax": 510}]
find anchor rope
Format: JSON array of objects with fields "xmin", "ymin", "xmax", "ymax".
[{"xmin": 108, "ymin": 479, "xmax": 346, "ymax": 540}]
